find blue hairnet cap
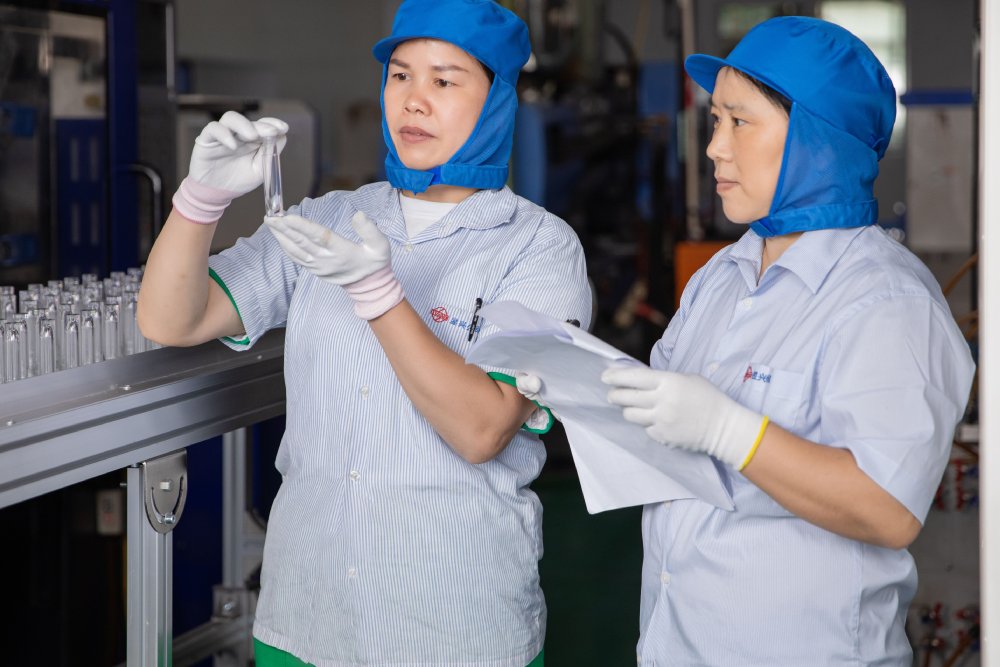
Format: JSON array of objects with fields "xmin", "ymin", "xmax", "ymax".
[
  {"xmin": 373, "ymin": 0, "xmax": 531, "ymax": 85},
  {"xmin": 685, "ymin": 16, "xmax": 896, "ymax": 159}
]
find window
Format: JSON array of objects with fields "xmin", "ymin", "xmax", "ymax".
[{"xmin": 818, "ymin": 0, "xmax": 907, "ymax": 149}]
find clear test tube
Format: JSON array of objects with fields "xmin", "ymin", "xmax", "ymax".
[
  {"xmin": 42, "ymin": 297, "xmax": 58, "ymax": 323},
  {"xmin": 3, "ymin": 320, "xmax": 24, "ymax": 382},
  {"xmin": 10, "ymin": 317, "xmax": 27, "ymax": 380},
  {"xmin": 82, "ymin": 285, "xmax": 102, "ymax": 308},
  {"xmin": 262, "ymin": 135, "xmax": 285, "ymax": 216},
  {"xmin": 103, "ymin": 302, "xmax": 120, "ymax": 361},
  {"xmin": 0, "ymin": 286, "xmax": 15, "ymax": 320},
  {"xmin": 81, "ymin": 307, "xmax": 102, "ymax": 365},
  {"xmin": 54, "ymin": 298, "xmax": 71, "ymax": 369},
  {"xmin": 129, "ymin": 297, "xmax": 147, "ymax": 354},
  {"xmin": 63, "ymin": 276, "xmax": 80, "ymax": 291},
  {"xmin": 121, "ymin": 293, "xmax": 137, "ymax": 356},
  {"xmin": 62, "ymin": 291, "xmax": 81, "ymax": 312},
  {"xmin": 63, "ymin": 313, "xmax": 81, "ymax": 370},
  {"xmin": 19, "ymin": 298, "xmax": 38, "ymax": 315},
  {"xmin": 39, "ymin": 287, "xmax": 58, "ymax": 309},
  {"xmin": 103, "ymin": 278, "xmax": 116, "ymax": 297},
  {"xmin": 24, "ymin": 308, "xmax": 42, "ymax": 377},
  {"xmin": 81, "ymin": 273, "xmax": 99, "ymax": 286},
  {"xmin": 38, "ymin": 317, "xmax": 55, "ymax": 375}
]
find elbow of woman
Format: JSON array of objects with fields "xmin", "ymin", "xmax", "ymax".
[
  {"xmin": 870, "ymin": 513, "xmax": 922, "ymax": 551},
  {"xmin": 136, "ymin": 304, "xmax": 192, "ymax": 348},
  {"xmin": 135, "ymin": 305, "xmax": 162, "ymax": 344},
  {"xmin": 454, "ymin": 428, "xmax": 515, "ymax": 465}
]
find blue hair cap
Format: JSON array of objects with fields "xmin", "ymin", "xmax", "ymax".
[
  {"xmin": 685, "ymin": 16, "xmax": 896, "ymax": 160},
  {"xmin": 373, "ymin": 0, "xmax": 531, "ymax": 85}
]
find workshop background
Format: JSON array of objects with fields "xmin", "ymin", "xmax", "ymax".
[{"xmin": 0, "ymin": 1, "xmax": 982, "ymax": 665}]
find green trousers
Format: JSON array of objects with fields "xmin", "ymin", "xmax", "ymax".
[{"xmin": 253, "ymin": 638, "xmax": 544, "ymax": 666}]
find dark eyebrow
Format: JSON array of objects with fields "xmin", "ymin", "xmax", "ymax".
[
  {"xmin": 431, "ymin": 64, "xmax": 470, "ymax": 74},
  {"xmin": 709, "ymin": 97, "xmax": 747, "ymax": 112},
  {"xmin": 387, "ymin": 58, "xmax": 470, "ymax": 75}
]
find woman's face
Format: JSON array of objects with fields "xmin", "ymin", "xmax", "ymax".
[
  {"xmin": 706, "ymin": 67, "xmax": 790, "ymax": 224},
  {"xmin": 383, "ymin": 39, "xmax": 492, "ymax": 171}
]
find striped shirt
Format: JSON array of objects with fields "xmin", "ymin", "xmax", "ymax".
[
  {"xmin": 208, "ymin": 182, "xmax": 592, "ymax": 667},
  {"xmin": 637, "ymin": 226, "xmax": 974, "ymax": 666}
]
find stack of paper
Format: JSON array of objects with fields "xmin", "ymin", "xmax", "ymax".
[{"xmin": 467, "ymin": 301, "xmax": 732, "ymax": 514}]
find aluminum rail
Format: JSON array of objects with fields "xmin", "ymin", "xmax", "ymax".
[{"xmin": 0, "ymin": 329, "xmax": 286, "ymax": 510}]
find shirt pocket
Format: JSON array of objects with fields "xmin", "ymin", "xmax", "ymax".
[{"xmin": 739, "ymin": 367, "xmax": 807, "ymax": 431}]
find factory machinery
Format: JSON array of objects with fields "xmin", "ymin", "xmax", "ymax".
[
  {"xmin": 0, "ymin": 2, "xmax": 288, "ymax": 664},
  {"xmin": 0, "ymin": 269, "xmax": 285, "ymax": 666},
  {"xmin": 0, "ymin": 268, "xmax": 286, "ymax": 666},
  {"xmin": 0, "ymin": 1, "xmax": 986, "ymax": 665}
]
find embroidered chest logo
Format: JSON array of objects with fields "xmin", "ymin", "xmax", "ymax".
[
  {"xmin": 429, "ymin": 305, "xmax": 481, "ymax": 336},
  {"xmin": 743, "ymin": 365, "xmax": 772, "ymax": 384}
]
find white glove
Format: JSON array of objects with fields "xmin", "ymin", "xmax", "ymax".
[
  {"xmin": 602, "ymin": 366, "xmax": 769, "ymax": 470},
  {"xmin": 513, "ymin": 371, "xmax": 559, "ymax": 429},
  {"xmin": 514, "ymin": 371, "xmax": 543, "ymax": 402},
  {"xmin": 265, "ymin": 212, "xmax": 404, "ymax": 320},
  {"xmin": 173, "ymin": 111, "xmax": 288, "ymax": 224}
]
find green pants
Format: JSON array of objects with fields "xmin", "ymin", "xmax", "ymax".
[{"xmin": 253, "ymin": 638, "xmax": 544, "ymax": 666}]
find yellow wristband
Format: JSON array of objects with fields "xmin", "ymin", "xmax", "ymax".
[{"xmin": 738, "ymin": 416, "xmax": 770, "ymax": 471}]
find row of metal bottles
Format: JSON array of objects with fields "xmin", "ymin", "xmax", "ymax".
[{"xmin": 0, "ymin": 269, "xmax": 159, "ymax": 383}]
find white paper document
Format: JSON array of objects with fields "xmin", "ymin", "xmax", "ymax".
[{"xmin": 467, "ymin": 301, "xmax": 733, "ymax": 514}]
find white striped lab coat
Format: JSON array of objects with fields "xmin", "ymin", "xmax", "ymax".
[{"xmin": 209, "ymin": 183, "xmax": 592, "ymax": 667}]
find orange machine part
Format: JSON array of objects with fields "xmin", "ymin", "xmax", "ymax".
[{"xmin": 674, "ymin": 240, "xmax": 731, "ymax": 308}]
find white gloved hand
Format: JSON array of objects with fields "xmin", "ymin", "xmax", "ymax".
[
  {"xmin": 602, "ymin": 365, "xmax": 769, "ymax": 470},
  {"xmin": 265, "ymin": 211, "xmax": 404, "ymax": 320},
  {"xmin": 513, "ymin": 371, "xmax": 560, "ymax": 428},
  {"xmin": 514, "ymin": 371, "xmax": 543, "ymax": 402},
  {"xmin": 173, "ymin": 111, "xmax": 288, "ymax": 224}
]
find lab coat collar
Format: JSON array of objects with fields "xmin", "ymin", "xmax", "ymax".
[
  {"xmin": 345, "ymin": 182, "xmax": 518, "ymax": 243},
  {"xmin": 726, "ymin": 225, "xmax": 867, "ymax": 294}
]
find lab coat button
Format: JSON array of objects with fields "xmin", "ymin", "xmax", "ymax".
[
  {"xmin": 349, "ymin": 470, "xmax": 360, "ymax": 482},
  {"xmin": 347, "ymin": 567, "xmax": 357, "ymax": 578},
  {"xmin": 660, "ymin": 571, "xmax": 671, "ymax": 585},
  {"xmin": 707, "ymin": 362, "xmax": 720, "ymax": 374},
  {"xmin": 404, "ymin": 243, "xmax": 414, "ymax": 253},
  {"xmin": 740, "ymin": 297, "xmax": 753, "ymax": 310},
  {"xmin": 360, "ymin": 385, "xmax": 369, "ymax": 398}
]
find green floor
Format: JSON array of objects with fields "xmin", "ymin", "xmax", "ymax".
[{"xmin": 533, "ymin": 426, "xmax": 644, "ymax": 666}]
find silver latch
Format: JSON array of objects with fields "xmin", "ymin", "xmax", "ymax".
[{"xmin": 141, "ymin": 450, "xmax": 188, "ymax": 534}]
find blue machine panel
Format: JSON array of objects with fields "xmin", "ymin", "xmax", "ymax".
[{"xmin": 55, "ymin": 119, "xmax": 108, "ymax": 277}]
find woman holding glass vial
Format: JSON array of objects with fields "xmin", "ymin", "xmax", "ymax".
[{"xmin": 137, "ymin": 1, "xmax": 591, "ymax": 665}]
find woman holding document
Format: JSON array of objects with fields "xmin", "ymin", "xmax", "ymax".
[{"xmin": 522, "ymin": 16, "xmax": 974, "ymax": 665}]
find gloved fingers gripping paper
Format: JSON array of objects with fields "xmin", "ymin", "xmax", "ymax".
[{"xmin": 467, "ymin": 301, "xmax": 733, "ymax": 513}]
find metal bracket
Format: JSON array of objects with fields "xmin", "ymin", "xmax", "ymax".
[{"xmin": 141, "ymin": 450, "xmax": 187, "ymax": 534}]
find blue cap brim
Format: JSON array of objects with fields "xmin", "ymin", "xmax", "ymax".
[
  {"xmin": 684, "ymin": 54, "xmax": 730, "ymax": 94},
  {"xmin": 373, "ymin": 35, "xmax": 435, "ymax": 63}
]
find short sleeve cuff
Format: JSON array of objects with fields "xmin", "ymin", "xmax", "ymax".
[
  {"xmin": 488, "ymin": 371, "xmax": 554, "ymax": 435},
  {"xmin": 207, "ymin": 256, "xmax": 267, "ymax": 350}
]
